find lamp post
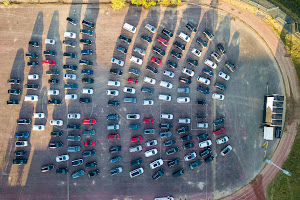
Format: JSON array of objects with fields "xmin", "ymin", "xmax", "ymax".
[{"xmin": 265, "ymin": 159, "xmax": 291, "ymax": 176}]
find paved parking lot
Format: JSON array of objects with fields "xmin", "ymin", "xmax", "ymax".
[{"xmin": 0, "ymin": 3, "xmax": 284, "ymax": 200}]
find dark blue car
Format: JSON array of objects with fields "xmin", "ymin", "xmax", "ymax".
[
  {"xmin": 81, "ymin": 69, "xmax": 93, "ymax": 75},
  {"xmin": 15, "ymin": 132, "xmax": 29, "ymax": 138}
]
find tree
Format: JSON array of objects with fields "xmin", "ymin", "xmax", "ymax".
[{"xmin": 112, "ymin": 0, "xmax": 126, "ymax": 11}]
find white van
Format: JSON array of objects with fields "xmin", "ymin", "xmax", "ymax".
[
  {"xmin": 32, "ymin": 125, "xmax": 45, "ymax": 131},
  {"xmin": 178, "ymin": 118, "xmax": 191, "ymax": 124},
  {"xmin": 24, "ymin": 95, "xmax": 38, "ymax": 102},
  {"xmin": 107, "ymin": 80, "xmax": 121, "ymax": 87},
  {"xmin": 204, "ymin": 59, "xmax": 217, "ymax": 69},
  {"xmin": 160, "ymin": 81, "xmax": 173, "ymax": 89},
  {"xmin": 123, "ymin": 23, "xmax": 136, "ymax": 33}
]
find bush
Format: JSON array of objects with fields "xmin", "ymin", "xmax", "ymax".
[
  {"xmin": 131, "ymin": 0, "xmax": 143, "ymax": 6},
  {"xmin": 3, "ymin": 1, "xmax": 11, "ymax": 5},
  {"xmin": 112, "ymin": 0, "xmax": 126, "ymax": 11}
]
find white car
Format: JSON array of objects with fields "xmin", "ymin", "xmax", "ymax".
[
  {"xmin": 82, "ymin": 88, "xmax": 94, "ymax": 94},
  {"xmin": 150, "ymin": 159, "xmax": 164, "ymax": 169},
  {"xmin": 64, "ymin": 32, "xmax": 76, "ymax": 38},
  {"xmin": 160, "ymin": 114, "xmax": 173, "ymax": 119},
  {"xmin": 33, "ymin": 113, "xmax": 45, "ymax": 118},
  {"xmin": 111, "ymin": 58, "xmax": 124, "ymax": 67},
  {"xmin": 163, "ymin": 70, "xmax": 174, "ymax": 78},
  {"xmin": 56, "ymin": 155, "xmax": 69, "ymax": 162},
  {"xmin": 204, "ymin": 59, "xmax": 217, "ymax": 69},
  {"xmin": 130, "ymin": 56, "xmax": 143, "ymax": 65},
  {"xmin": 67, "ymin": 113, "xmax": 81, "ymax": 119},
  {"xmin": 197, "ymin": 122, "xmax": 208, "ymax": 128},
  {"xmin": 199, "ymin": 140, "xmax": 212, "ymax": 148},
  {"xmin": 177, "ymin": 97, "xmax": 190, "ymax": 103},
  {"xmin": 144, "ymin": 77, "xmax": 156, "ymax": 85},
  {"xmin": 126, "ymin": 114, "xmax": 140, "ymax": 119},
  {"xmin": 129, "ymin": 145, "xmax": 143, "ymax": 153},
  {"xmin": 47, "ymin": 90, "xmax": 59, "ymax": 95},
  {"xmin": 145, "ymin": 140, "xmax": 158, "ymax": 147},
  {"xmin": 160, "ymin": 81, "xmax": 173, "ymax": 89},
  {"xmin": 65, "ymin": 94, "xmax": 77, "ymax": 99},
  {"xmin": 221, "ymin": 145, "xmax": 232, "ymax": 156},
  {"xmin": 106, "ymin": 90, "xmax": 119, "ymax": 96},
  {"xmin": 64, "ymin": 74, "xmax": 76, "ymax": 80},
  {"xmin": 107, "ymin": 80, "xmax": 121, "ymax": 87},
  {"xmin": 158, "ymin": 94, "xmax": 171, "ymax": 101},
  {"xmin": 154, "ymin": 197, "xmax": 174, "ymax": 200},
  {"xmin": 50, "ymin": 120, "xmax": 63, "ymax": 126},
  {"xmin": 123, "ymin": 87, "xmax": 136, "ymax": 94},
  {"xmin": 143, "ymin": 100, "xmax": 154, "ymax": 105},
  {"xmin": 129, "ymin": 167, "xmax": 144, "ymax": 178},
  {"xmin": 178, "ymin": 118, "xmax": 191, "ymax": 124},
  {"xmin": 216, "ymin": 136, "xmax": 229, "ymax": 144},
  {"xmin": 28, "ymin": 74, "xmax": 39, "ymax": 80},
  {"xmin": 24, "ymin": 95, "xmax": 38, "ymax": 102},
  {"xmin": 45, "ymin": 38, "xmax": 55, "ymax": 45},
  {"xmin": 212, "ymin": 93, "xmax": 224, "ymax": 100},
  {"xmin": 219, "ymin": 71, "xmax": 230, "ymax": 81},
  {"xmin": 197, "ymin": 76, "xmax": 211, "ymax": 85},
  {"xmin": 123, "ymin": 23, "xmax": 136, "ymax": 33},
  {"xmin": 182, "ymin": 68, "xmax": 194, "ymax": 77},
  {"xmin": 178, "ymin": 32, "xmax": 190, "ymax": 42},
  {"xmin": 145, "ymin": 148, "xmax": 158, "ymax": 157},
  {"xmin": 145, "ymin": 24, "xmax": 157, "ymax": 33},
  {"xmin": 184, "ymin": 152, "xmax": 197, "ymax": 161},
  {"xmin": 32, "ymin": 125, "xmax": 45, "ymax": 131},
  {"xmin": 191, "ymin": 48, "xmax": 201, "ymax": 57}
]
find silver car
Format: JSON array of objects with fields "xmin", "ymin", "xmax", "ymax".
[{"xmin": 133, "ymin": 47, "xmax": 146, "ymax": 56}]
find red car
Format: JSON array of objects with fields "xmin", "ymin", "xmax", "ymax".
[
  {"xmin": 157, "ymin": 36, "xmax": 169, "ymax": 46},
  {"xmin": 143, "ymin": 118, "xmax": 155, "ymax": 124},
  {"xmin": 84, "ymin": 141, "xmax": 95, "ymax": 146},
  {"xmin": 131, "ymin": 136, "xmax": 143, "ymax": 142},
  {"xmin": 108, "ymin": 134, "xmax": 120, "ymax": 140},
  {"xmin": 82, "ymin": 119, "xmax": 96, "ymax": 124},
  {"xmin": 128, "ymin": 78, "xmax": 138, "ymax": 84},
  {"xmin": 151, "ymin": 57, "xmax": 162, "ymax": 66},
  {"xmin": 42, "ymin": 60, "xmax": 56, "ymax": 66},
  {"xmin": 213, "ymin": 128, "xmax": 225, "ymax": 136}
]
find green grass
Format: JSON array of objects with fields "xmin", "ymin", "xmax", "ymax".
[
  {"xmin": 267, "ymin": 0, "xmax": 300, "ymax": 23},
  {"xmin": 267, "ymin": 129, "xmax": 300, "ymax": 200}
]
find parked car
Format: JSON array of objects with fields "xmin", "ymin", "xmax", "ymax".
[
  {"xmin": 56, "ymin": 155, "xmax": 69, "ymax": 162},
  {"xmin": 80, "ymin": 39, "xmax": 92, "ymax": 45},
  {"xmin": 80, "ymin": 29, "xmax": 93, "ymax": 36},
  {"xmin": 197, "ymin": 123, "xmax": 208, "ymax": 128},
  {"xmin": 160, "ymin": 81, "xmax": 173, "ymax": 89},
  {"xmin": 141, "ymin": 35, "xmax": 152, "ymax": 43},
  {"xmin": 83, "ymin": 130, "xmax": 95, "ymax": 136},
  {"xmin": 178, "ymin": 118, "xmax": 191, "ymax": 124},
  {"xmin": 216, "ymin": 136, "xmax": 229, "ymax": 144},
  {"xmin": 163, "ymin": 70, "xmax": 175, "ymax": 78},
  {"xmin": 66, "ymin": 17, "xmax": 78, "ymax": 25},
  {"xmin": 79, "ymin": 59, "xmax": 93, "ymax": 66},
  {"xmin": 110, "ymin": 69, "xmax": 122, "ymax": 76},
  {"xmin": 203, "ymin": 30, "xmax": 214, "ymax": 40},
  {"xmin": 172, "ymin": 169, "xmax": 184, "ymax": 178},
  {"xmin": 17, "ymin": 119, "xmax": 31, "ymax": 124},
  {"xmin": 145, "ymin": 148, "xmax": 158, "ymax": 157},
  {"xmin": 126, "ymin": 114, "xmax": 140, "ymax": 119},
  {"xmin": 174, "ymin": 41, "xmax": 186, "ymax": 51},
  {"xmin": 177, "ymin": 97, "xmax": 190, "ymax": 103},
  {"xmin": 197, "ymin": 86, "xmax": 209, "ymax": 94},
  {"xmin": 163, "ymin": 139, "xmax": 176, "ymax": 147},
  {"xmin": 186, "ymin": 22, "xmax": 197, "ymax": 32},
  {"xmin": 49, "ymin": 142, "xmax": 63, "ymax": 149},
  {"xmin": 179, "ymin": 77, "xmax": 191, "ymax": 84},
  {"xmin": 131, "ymin": 136, "xmax": 143, "ymax": 142},
  {"xmin": 82, "ymin": 19, "xmax": 95, "ymax": 28},
  {"xmin": 13, "ymin": 158, "xmax": 27, "ymax": 164},
  {"xmin": 32, "ymin": 125, "xmax": 45, "ymax": 131},
  {"xmin": 85, "ymin": 161, "xmax": 97, "ymax": 168},
  {"xmin": 119, "ymin": 35, "xmax": 132, "ymax": 44},
  {"xmin": 168, "ymin": 158, "xmax": 180, "ymax": 167},
  {"xmin": 157, "ymin": 36, "xmax": 168, "ymax": 46},
  {"xmin": 191, "ymin": 48, "xmax": 201, "ymax": 57},
  {"xmin": 204, "ymin": 155, "xmax": 214, "ymax": 163},
  {"xmin": 81, "ymin": 49, "xmax": 93, "ymax": 55},
  {"xmin": 162, "ymin": 28, "xmax": 174, "ymax": 38},
  {"xmin": 211, "ymin": 52, "xmax": 222, "ymax": 62},
  {"xmin": 144, "ymin": 129, "xmax": 155, "ymax": 134},
  {"xmin": 72, "ymin": 170, "xmax": 84, "ymax": 179},
  {"xmin": 130, "ymin": 55, "xmax": 143, "ymax": 65},
  {"xmin": 129, "ymin": 68, "xmax": 140, "ymax": 76},
  {"xmin": 41, "ymin": 165, "xmax": 54, "ymax": 172},
  {"xmin": 166, "ymin": 146, "xmax": 179, "ymax": 155},
  {"xmin": 217, "ymin": 43, "xmax": 226, "ymax": 56},
  {"xmin": 151, "ymin": 57, "xmax": 162, "ymax": 66},
  {"xmin": 144, "ymin": 76, "xmax": 156, "ymax": 85},
  {"xmin": 7, "ymin": 79, "xmax": 21, "ymax": 84},
  {"xmin": 196, "ymin": 37, "xmax": 207, "ymax": 48},
  {"xmin": 64, "ymin": 84, "xmax": 78, "ymax": 89},
  {"xmin": 219, "ymin": 71, "xmax": 230, "ymax": 81},
  {"xmin": 158, "ymin": 94, "xmax": 171, "ymax": 101},
  {"xmin": 143, "ymin": 100, "xmax": 154, "ymax": 105},
  {"xmin": 111, "ymin": 156, "xmax": 122, "ymax": 163},
  {"xmin": 56, "ymin": 168, "xmax": 68, "ymax": 174},
  {"xmin": 160, "ymin": 123, "xmax": 172, "ymax": 129},
  {"xmin": 203, "ymin": 68, "xmax": 213, "ymax": 76},
  {"xmin": 108, "ymin": 100, "xmax": 120, "ymax": 107},
  {"xmin": 197, "ymin": 76, "xmax": 210, "ymax": 85},
  {"xmin": 27, "ymin": 61, "xmax": 39, "ymax": 67},
  {"xmin": 67, "ymin": 124, "xmax": 81, "ymax": 130},
  {"xmin": 199, "ymin": 140, "xmax": 212, "ymax": 148},
  {"xmin": 131, "ymin": 158, "xmax": 143, "ymax": 166},
  {"xmin": 160, "ymin": 114, "xmax": 173, "ymax": 119},
  {"xmin": 177, "ymin": 126, "xmax": 189, "ymax": 134},
  {"xmin": 88, "ymin": 169, "xmax": 100, "ymax": 178},
  {"xmin": 67, "ymin": 145, "xmax": 81, "ymax": 152},
  {"xmin": 43, "ymin": 51, "xmax": 56, "ymax": 56},
  {"xmin": 189, "ymin": 160, "xmax": 202, "ymax": 170},
  {"xmin": 8, "ymin": 89, "xmax": 21, "ymax": 95},
  {"xmin": 171, "ymin": 51, "xmax": 182, "ymax": 60},
  {"xmin": 82, "ymin": 78, "xmax": 94, "ymax": 84},
  {"xmin": 184, "ymin": 152, "xmax": 197, "ymax": 161},
  {"xmin": 187, "ymin": 59, "xmax": 198, "ymax": 67},
  {"xmin": 63, "ymin": 40, "xmax": 76, "ymax": 47},
  {"xmin": 45, "ymin": 39, "xmax": 55, "ymax": 45},
  {"xmin": 181, "ymin": 134, "xmax": 192, "ymax": 142},
  {"xmin": 145, "ymin": 23, "xmax": 156, "ymax": 33},
  {"xmin": 133, "ymin": 47, "xmax": 146, "ymax": 56},
  {"xmin": 29, "ymin": 41, "xmax": 39, "ymax": 47},
  {"xmin": 212, "ymin": 93, "xmax": 225, "ymax": 100},
  {"xmin": 146, "ymin": 65, "xmax": 158, "ymax": 74},
  {"xmin": 15, "ymin": 132, "xmax": 29, "ymax": 138},
  {"xmin": 109, "ymin": 146, "xmax": 122, "ymax": 153},
  {"xmin": 50, "ymin": 132, "xmax": 62, "ymax": 137},
  {"xmin": 123, "ymin": 87, "xmax": 136, "ymax": 94},
  {"xmin": 108, "ymin": 134, "xmax": 120, "ymax": 140},
  {"xmin": 129, "ymin": 167, "xmax": 144, "ymax": 178},
  {"xmin": 50, "ymin": 120, "xmax": 63, "ymax": 126},
  {"xmin": 178, "ymin": 32, "xmax": 190, "ymax": 42},
  {"xmin": 153, "ymin": 46, "xmax": 165, "ymax": 56},
  {"xmin": 214, "ymin": 82, "xmax": 227, "ymax": 91},
  {"xmin": 220, "ymin": 145, "xmax": 232, "ymax": 156},
  {"xmin": 129, "ymin": 145, "xmax": 142, "ymax": 153},
  {"xmin": 197, "ymin": 133, "xmax": 208, "ymax": 140},
  {"xmin": 26, "ymin": 53, "xmax": 39, "ymax": 58},
  {"xmin": 63, "ymin": 65, "xmax": 77, "ymax": 71},
  {"xmin": 141, "ymin": 87, "xmax": 154, "ymax": 94},
  {"xmin": 111, "ymin": 166, "xmax": 123, "ymax": 176},
  {"xmin": 145, "ymin": 140, "xmax": 158, "ymax": 147},
  {"xmin": 150, "ymin": 159, "xmax": 164, "ymax": 169},
  {"xmin": 15, "ymin": 141, "xmax": 28, "ymax": 147},
  {"xmin": 200, "ymin": 148, "xmax": 212, "ymax": 158}
]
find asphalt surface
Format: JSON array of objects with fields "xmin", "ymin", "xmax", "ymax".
[{"xmin": 0, "ymin": 3, "xmax": 285, "ymax": 200}]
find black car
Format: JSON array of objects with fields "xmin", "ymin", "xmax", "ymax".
[
  {"xmin": 146, "ymin": 65, "xmax": 158, "ymax": 74},
  {"xmin": 48, "ymin": 99, "xmax": 62, "ymax": 105},
  {"xmin": 217, "ymin": 43, "xmax": 226, "ymax": 55},
  {"xmin": 196, "ymin": 100, "xmax": 207, "ymax": 105},
  {"xmin": 110, "ymin": 69, "xmax": 122, "ymax": 76},
  {"xmin": 213, "ymin": 118, "xmax": 225, "ymax": 126},
  {"xmin": 129, "ymin": 124, "xmax": 140, "ymax": 130},
  {"xmin": 80, "ymin": 39, "xmax": 92, "ymax": 45},
  {"xmin": 7, "ymin": 100, "xmax": 19, "ymax": 105},
  {"xmin": 8, "ymin": 79, "xmax": 21, "ymax": 84},
  {"xmin": 27, "ymin": 61, "xmax": 38, "ymax": 67},
  {"xmin": 67, "ymin": 124, "xmax": 80, "ymax": 130},
  {"xmin": 79, "ymin": 59, "xmax": 93, "ymax": 66},
  {"xmin": 63, "ymin": 40, "xmax": 77, "ymax": 47},
  {"xmin": 43, "ymin": 51, "xmax": 56, "ymax": 56},
  {"xmin": 160, "ymin": 123, "xmax": 173, "ymax": 129},
  {"xmin": 13, "ymin": 159, "xmax": 28, "ymax": 165},
  {"xmin": 141, "ymin": 87, "xmax": 154, "ymax": 94},
  {"xmin": 109, "ymin": 146, "xmax": 121, "ymax": 153},
  {"xmin": 17, "ymin": 119, "xmax": 31, "ymax": 124},
  {"xmin": 8, "ymin": 89, "xmax": 21, "ymax": 95},
  {"xmin": 82, "ymin": 19, "xmax": 95, "ymax": 28},
  {"xmin": 186, "ymin": 22, "xmax": 197, "ymax": 32},
  {"xmin": 275, "ymin": 127, "xmax": 282, "ymax": 138},
  {"xmin": 174, "ymin": 41, "xmax": 185, "ymax": 51},
  {"xmin": 177, "ymin": 126, "xmax": 189, "ymax": 134},
  {"xmin": 82, "ymin": 78, "xmax": 94, "ymax": 84},
  {"xmin": 163, "ymin": 139, "xmax": 176, "ymax": 147},
  {"xmin": 166, "ymin": 61, "xmax": 177, "ymax": 70},
  {"xmin": 214, "ymin": 82, "xmax": 227, "ymax": 91},
  {"xmin": 81, "ymin": 50, "xmax": 93, "ymax": 55},
  {"xmin": 48, "ymin": 142, "xmax": 63, "ymax": 148},
  {"xmin": 162, "ymin": 28, "xmax": 173, "ymax": 38},
  {"xmin": 82, "ymin": 150, "xmax": 96, "ymax": 157},
  {"xmin": 225, "ymin": 61, "xmax": 236, "ymax": 72},
  {"xmin": 197, "ymin": 86, "xmax": 209, "ymax": 94},
  {"xmin": 187, "ymin": 59, "xmax": 198, "ymax": 67},
  {"xmin": 170, "ymin": 51, "xmax": 182, "ymax": 60},
  {"xmin": 183, "ymin": 142, "xmax": 194, "ymax": 149},
  {"xmin": 203, "ymin": 68, "xmax": 213, "ymax": 76},
  {"xmin": 56, "ymin": 168, "xmax": 68, "ymax": 174},
  {"xmin": 204, "ymin": 155, "xmax": 214, "ymax": 163},
  {"xmin": 41, "ymin": 165, "xmax": 55, "ymax": 172},
  {"xmin": 50, "ymin": 132, "xmax": 62, "ymax": 137},
  {"xmin": 83, "ymin": 130, "xmax": 96, "ymax": 135},
  {"xmin": 46, "ymin": 70, "xmax": 59, "ymax": 75},
  {"xmin": 66, "ymin": 17, "xmax": 78, "ymax": 25},
  {"xmin": 110, "ymin": 167, "xmax": 122, "ymax": 176},
  {"xmin": 200, "ymin": 148, "xmax": 212, "ymax": 157},
  {"xmin": 197, "ymin": 133, "xmax": 208, "ymax": 140},
  {"xmin": 107, "ymin": 114, "xmax": 119, "ymax": 120},
  {"xmin": 141, "ymin": 35, "xmax": 152, "ymax": 43},
  {"xmin": 119, "ymin": 35, "xmax": 132, "ymax": 44},
  {"xmin": 63, "ymin": 65, "xmax": 77, "ymax": 71},
  {"xmin": 181, "ymin": 135, "xmax": 192, "ymax": 142},
  {"xmin": 79, "ymin": 98, "xmax": 92, "ymax": 103},
  {"xmin": 179, "ymin": 77, "xmax": 191, "ymax": 84},
  {"xmin": 86, "ymin": 161, "xmax": 97, "ymax": 168},
  {"xmin": 117, "ymin": 46, "xmax": 127, "ymax": 54},
  {"xmin": 29, "ymin": 41, "xmax": 39, "ymax": 47},
  {"xmin": 203, "ymin": 30, "xmax": 214, "ymax": 41},
  {"xmin": 80, "ymin": 29, "xmax": 93, "ymax": 36},
  {"xmin": 131, "ymin": 158, "xmax": 143, "ymax": 166},
  {"xmin": 196, "ymin": 37, "xmax": 208, "ymax": 48},
  {"xmin": 128, "ymin": 68, "xmax": 140, "ymax": 76},
  {"xmin": 15, "ymin": 151, "xmax": 27, "ymax": 157},
  {"xmin": 63, "ymin": 52, "xmax": 77, "ymax": 59},
  {"xmin": 108, "ymin": 100, "xmax": 120, "ymax": 107},
  {"xmin": 166, "ymin": 146, "xmax": 179, "ymax": 155},
  {"xmin": 189, "ymin": 160, "xmax": 202, "ymax": 170},
  {"xmin": 152, "ymin": 169, "xmax": 164, "ymax": 180},
  {"xmin": 64, "ymin": 84, "xmax": 78, "ymax": 89},
  {"xmin": 88, "ymin": 169, "xmax": 100, "ymax": 177},
  {"xmin": 153, "ymin": 46, "xmax": 165, "ymax": 56},
  {"xmin": 172, "ymin": 169, "xmax": 184, "ymax": 178},
  {"xmin": 48, "ymin": 79, "xmax": 59, "ymax": 84},
  {"xmin": 81, "ymin": 69, "xmax": 93, "ymax": 75},
  {"xmin": 72, "ymin": 159, "xmax": 84, "ymax": 167},
  {"xmin": 25, "ymin": 53, "xmax": 38, "ymax": 58}
]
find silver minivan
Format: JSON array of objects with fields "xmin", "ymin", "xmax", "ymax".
[{"xmin": 67, "ymin": 145, "xmax": 81, "ymax": 152}]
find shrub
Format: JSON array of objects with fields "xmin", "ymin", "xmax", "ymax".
[{"xmin": 112, "ymin": 0, "xmax": 126, "ymax": 11}]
